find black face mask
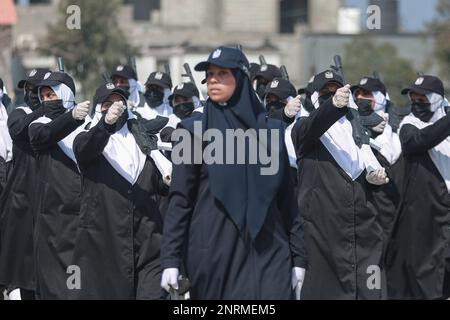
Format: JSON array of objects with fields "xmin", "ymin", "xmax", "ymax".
[
  {"xmin": 412, "ymin": 102, "xmax": 433, "ymax": 122},
  {"xmin": 173, "ymin": 102, "xmax": 195, "ymax": 120},
  {"xmin": 117, "ymin": 85, "xmax": 130, "ymax": 93},
  {"xmin": 144, "ymin": 90, "xmax": 164, "ymax": 108},
  {"xmin": 318, "ymin": 92, "xmax": 333, "ymax": 105},
  {"xmin": 356, "ymin": 99, "xmax": 373, "ymax": 116},
  {"xmin": 266, "ymin": 100, "xmax": 286, "ymax": 113},
  {"xmin": 42, "ymin": 100, "xmax": 66, "ymax": 120},
  {"xmin": 24, "ymin": 91, "xmax": 41, "ymax": 110},
  {"xmin": 256, "ymin": 84, "xmax": 267, "ymax": 99}
]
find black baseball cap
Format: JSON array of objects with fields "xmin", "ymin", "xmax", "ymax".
[
  {"xmin": 36, "ymin": 71, "xmax": 76, "ymax": 95},
  {"xmin": 311, "ymin": 70, "xmax": 344, "ymax": 92},
  {"xmin": 264, "ymin": 78, "xmax": 297, "ymax": 100},
  {"xmin": 401, "ymin": 75, "xmax": 444, "ymax": 96},
  {"xmin": 93, "ymin": 83, "xmax": 130, "ymax": 107},
  {"xmin": 144, "ymin": 71, "xmax": 173, "ymax": 89},
  {"xmin": 168, "ymin": 82, "xmax": 199, "ymax": 104},
  {"xmin": 195, "ymin": 46, "xmax": 251, "ymax": 83},
  {"xmin": 252, "ymin": 64, "xmax": 282, "ymax": 82},
  {"xmin": 111, "ymin": 65, "xmax": 137, "ymax": 81},
  {"xmin": 18, "ymin": 68, "xmax": 51, "ymax": 89},
  {"xmin": 351, "ymin": 77, "xmax": 387, "ymax": 96}
]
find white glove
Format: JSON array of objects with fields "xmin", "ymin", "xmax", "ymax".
[
  {"xmin": 291, "ymin": 267, "xmax": 306, "ymax": 300},
  {"xmin": 72, "ymin": 101, "xmax": 90, "ymax": 120},
  {"xmin": 332, "ymin": 84, "xmax": 351, "ymax": 109},
  {"xmin": 8, "ymin": 288, "xmax": 22, "ymax": 300},
  {"xmin": 284, "ymin": 95, "xmax": 302, "ymax": 118},
  {"xmin": 161, "ymin": 268, "xmax": 179, "ymax": 293},
  {"xmin": 105, "ymin": 101, "xmax": 126, "ymax": 125},
  {"xmin": 366, "ymin": 167, "xmax": 389, "ymax": 185},
  {"xmin": 150, "ymin": 150, "xmax": 173, "ymax": 187},
  {"xmin": 372, "ymin": 120, "xmax": 387, "ymax": 133}
]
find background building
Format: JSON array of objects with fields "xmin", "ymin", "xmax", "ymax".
[{"xmin": 4, "ymin": 0, "xmax": 438, "ymax": 100}]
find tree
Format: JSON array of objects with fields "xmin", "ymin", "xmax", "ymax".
[
  {"xmin": 343, "ymin": 36, "xmax": 417, "ymax": 106},
  {"xmin": 40, "ymin": 0, "xmax": 138, "ymax": 100},
  {"xmin": 428, "ymin": 0, "xmax": 450, "ymax": 83}
]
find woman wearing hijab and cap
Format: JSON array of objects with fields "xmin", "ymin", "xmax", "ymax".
[
  {"xmin": 263, "ymin": 77, "xmax": 302, "ymax": 126},
  {"xmin": 111, "ymin": 64, "xmax": 145, "ymax": 109},
  {"xmin": 28, "ymin": 71, "xmax": 90, "ymax": 299},
  {"xmin": 291, "ymin": 69, "xmax": 389, "ymax": 300},
  {"xmin": 0, "ymin": 78, "xmax": 13, "ymax": 194},
  {"xmin": 159, "ymin": 82, "xmax": 201, "ymax": 144},
  {"xmin": 0, "ymin": 69, "xmax": 51, "ymax": 300},
  {"xmin": 352, "ymin": 77, "xmax": 403, "ymax": 270},
  {"xmin": 68, "ymin": 83, "xmax": 168, "ymax": 300},
  {"xmin": 386, "ymin": 75, "xmax": 450, "ymax": 300},
  {"xmin": 262, "ymin": 77, "xmax": 303, "ymax": 188},
  {"xmin": 161, "ymin": 46, "xmax": 308, "ymax": 300},
  {"xmin": 252, "ymin": 64, "xmax": 282, "ymax": 101},
  {"xmin": 135, "ymin": 71, "xmax": 173, "ymax": 120}
]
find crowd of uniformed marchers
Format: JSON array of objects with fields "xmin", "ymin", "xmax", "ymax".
[{"xmin": 0, "ymin": 45, "xmax": 449, "ymax": 300}]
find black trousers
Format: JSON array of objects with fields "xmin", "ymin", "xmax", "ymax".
[{"xmin": 443, "ymin": 258, "xmax": 450, "ymax": 299}]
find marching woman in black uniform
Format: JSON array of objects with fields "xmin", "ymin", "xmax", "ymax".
[
  {"xmin": 0, "ymin": 69, "xmax": 50, "ymax": 300},
  {"xmin": 387, "ymin": 75, "xmax": 450, "ymax": 300},
  {"xmin": 70, "ymin": 83, "xmax": 168, "ymax": 299},
  {"xmin": 161, "ymin": 47, "xmax": 308, "ymax": 300},
  {"xmin": 291, "ymin": 70, "xmax": 389, "ymax": 300},
  {"xmin": 29, "ymin": 71, "xmax": 90, "ymax": 299},
  {"xmin": 352, "ymin": 77, "xmax": 403, "ymax": 268}
]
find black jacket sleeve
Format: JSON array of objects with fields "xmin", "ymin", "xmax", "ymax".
[
  {"xmin": 268, "ymin": 108, "xmax": 295, "ymax": 125},
  {"xmin": 29, "ymin": 112, "xmax": 84, "ymax": 153},
  {"xmin": 400, "ymin": 113, "xmax": 450, "ymax": 156},
  {"xmin": 73, "ymin": 118, "xmax": 115, "ymax": 168},
  {"xmin": 161, "ymin": 131, "xmax": 201, "ymax": 270},
  {"xmin": 291, "ymin": 99, "xmax": 348, "ymax": 157},
  {"xmin": 278, "ymin": 155, "xmax": 308, "ymax": 269},
  {"xmin": 7, "ymin": 107, "xmax": 45, "ymax": 141}
]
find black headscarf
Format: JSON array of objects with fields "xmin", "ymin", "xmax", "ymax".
[{"xmin": 201, "ymin": 69, "xmax": 285, "ymax": 241}]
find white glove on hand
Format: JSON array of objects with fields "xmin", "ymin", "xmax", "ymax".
[
  {"xmin": 105, "ymin": 101, "xmax": 126, "ymax": 125},
  {"xmin": 72, "ymin": 101, "xmax": 90, "ymax": 120},
  {"xmin": 8, "ymin": 288, "xmax": 22, "ymax": 300},
  {"xmin": 291, "ymin": 267, "xmax": 306, "ymax": 300},
  {"xmin": 284, "ymin": 95, "xmax": 302, "ymax": 118},
  {"xmin": 366, "ymin": 167, "xmax": 389, "ymax": 185},
  {"xmin": 161, "ymin": 268, "xmax": 179, "ymax": 293},
  {"xmin": 372, "ymin": 120, "xmax": 387, "ymax": 133},
  {"xmin": 332, "ymin": 84, "xmax": 351, "ymax": 109}
]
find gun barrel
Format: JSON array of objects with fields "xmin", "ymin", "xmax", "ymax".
[
  {"xmin": 333, "ymin": 55, "xmax": 344, "ymax": 80},
  {"xmin": 259, "ymin": 55, "xmax": 267, "ymax": 66},
  {"xmin": 164, "ymin": 63, "xmax": 171, "ymax": 76},
  {"xmin": 280, "ymin": 65, "xmax": 289, "ymax": 80},
  {"xmin": 57, "ymin": 57, "xmax": 65, "ymax": 72}
]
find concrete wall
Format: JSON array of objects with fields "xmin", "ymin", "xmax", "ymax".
[{"xmin": 309, "ymin": 0, "xmax": 343, "ymax": 33}]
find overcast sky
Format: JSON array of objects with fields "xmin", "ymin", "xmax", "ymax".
[{"xmin": 345, "ymin": 0, "xmax": 439, "ymax": 32}]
